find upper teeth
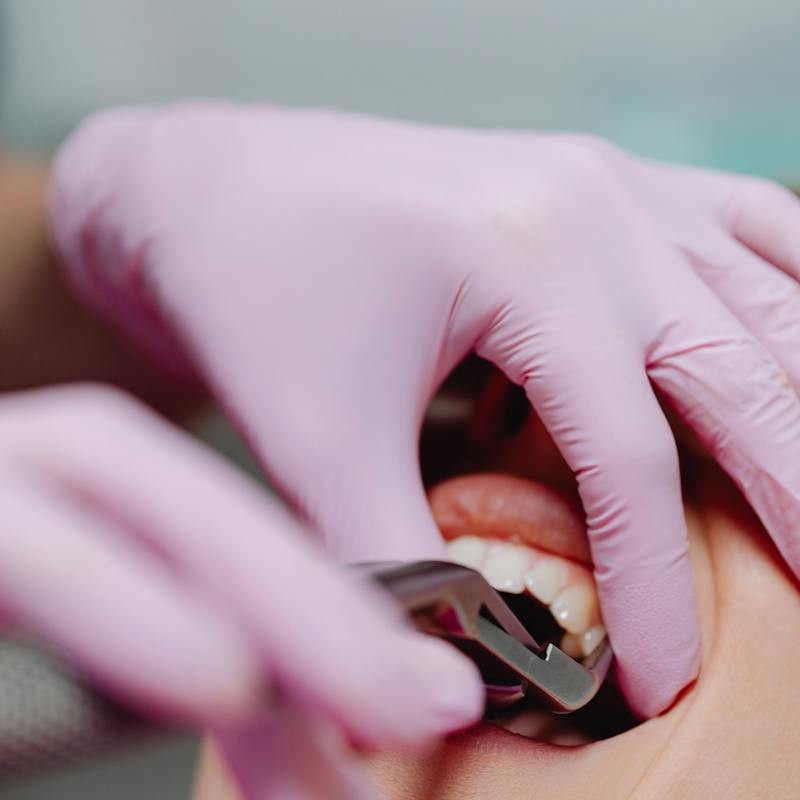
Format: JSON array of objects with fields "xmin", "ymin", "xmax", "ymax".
[
  {"xmin": 445, "ymin": 535, "xmax": 605, "ymax": 654},
  {"xmin": 525, "ymin": 557, "xmax": 568, "ymax": 604},
  {"xmin": 445, "ymin": 535, "xmax": 490, "ymax": 570},
  {"xmin": 482, "ymin": 544, "xmax": 533, "ymax": 593},
  {"xmin": 550, "ymin": 583, "xmax": 597, "ymax": 634}
]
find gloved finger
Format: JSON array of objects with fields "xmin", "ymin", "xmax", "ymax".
[
  {"xmin": 476, "ymin": 311, "xmax": 700, "ymax": 718},
  {"xmin": 213, "ymin": 702, "xmax": 381, "ymax": 800},
  {"xmin": 721, "ymin": 177, "xmax": 800, "ymax": 280},
  {"xmin": 686, "ymin": 236, "xmax": 800, "ymax": 388},
  {"xmin": 143, "ymin": 236, "xmax": 456, "ymax": 564},
  {"xmin": 4, "ymin": 385, "xmax": 483, "ymax": 749},
  {"xmin": 0, "ymin": 471, "xmax": 260, "ymax": 723},
  {"xmin": 647, "ymin": 271, "xmax": 800, "ymax": 585}
]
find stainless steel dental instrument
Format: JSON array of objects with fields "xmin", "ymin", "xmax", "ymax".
[
  {"xmin": 0, "ymin": 559, "xmax": 612, "ymax": 772},
  {"xmin": 360, "ymin": 559, "xmax": 612, "ymax": 713}
]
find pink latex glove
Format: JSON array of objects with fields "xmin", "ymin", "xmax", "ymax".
[
  {"xmin": 0, "ymin": 384, "xmax": 482, "ymax": 798},
  {"xmin": 49, "ymin": 103, "xmax": 800, "ymax": 718}
]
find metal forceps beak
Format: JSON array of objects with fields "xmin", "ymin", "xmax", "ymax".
[{"xmin": 360, "ymin": 560, "xmax": 613, "ymax": 713}]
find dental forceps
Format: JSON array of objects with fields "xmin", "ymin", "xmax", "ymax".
[
  {"xmin": 0, "ymin": 559, "xmax": 613, "ymax": 773},
  {"xmin": 361, "ymin": 560, "xmax": 613, "ymax": 713}
]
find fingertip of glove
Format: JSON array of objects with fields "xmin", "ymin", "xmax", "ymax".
[
  {"xmin": 338, "ymin": 632, "xmax": 484, "ymax": 751},
  {"xmin": 596, "ymin": 553, "xmax": 702, "ymax": 720},
  {"xmin": 616, "ymin": 642, "xmax": 700, "ymax": 720},
  {"xmin": 609, "ymin": 601, "xmax": 702, "ymax": 720}
]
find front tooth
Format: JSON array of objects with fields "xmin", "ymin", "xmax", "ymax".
[
  {"xmin": 447, "ymin": 536, "xmax": 489, "ymax": 569},
  {"xmin": 481, "ymin": 544, "xmax": 532, "ymax": 593},
  {"xmin": 550, "ymin": 583, "xmax": 598, "ymax": 635},
  {"xmin": 524, "ymin": 557, "xmax": 568, "ymax": 604},
  {"xmin": 580, "ymin": 625, "xmax": 606, "ymax": 657}
]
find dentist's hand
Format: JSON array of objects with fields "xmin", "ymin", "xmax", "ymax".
[
  {"xmin": 0, "ymin": 384, "xmax": 482, "ymax": 798},
  {"xmin": 49, "ymin": 103, "xmax": 800, "ymax": 717}
]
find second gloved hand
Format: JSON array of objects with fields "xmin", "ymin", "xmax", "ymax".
[
  {"xmin": 0, "ymin": 385, "xmax": 482, "ymax": 798},
  {"xmin": 49, "ymin": 103, "xmax": 800, "ymax": 718}
]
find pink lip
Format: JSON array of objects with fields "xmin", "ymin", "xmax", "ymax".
[{"xmin": 429, "ymin": 472, "xmax": 592, "ymax": 566}]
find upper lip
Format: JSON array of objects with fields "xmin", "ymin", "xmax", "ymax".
[{"xmin": 429, "ymin": 472, "xmax": 592, "ymax": 566}]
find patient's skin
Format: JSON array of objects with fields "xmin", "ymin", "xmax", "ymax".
[
  {"xmin": 0, "ymin": 156, "xmax": 199, "ymax": 416},
  {"xmin": 194, "ymin": 464, "xmax": 800, "ymax": 799}
]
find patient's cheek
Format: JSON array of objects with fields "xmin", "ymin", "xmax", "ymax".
[
  {"xmin": 682, "ymin": 509, "xmax": 715, "ymax": 664},
  {"xmin": 696, "ymin": 479, "xmax": 800, "ymax": 672}
]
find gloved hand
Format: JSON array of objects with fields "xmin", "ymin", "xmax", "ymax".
[
  {"xmin": 49, "ymin": 103, "xmax": 800, "ymax": 718},
  {"xmin": 0, "ymin": 384, "xmax": 482, "ymax": 798}
]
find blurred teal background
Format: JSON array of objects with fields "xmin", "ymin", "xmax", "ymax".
[
  {"xmin": 2, "ymin": 0, "xmax": 799, "ymax": 182},
  {"xmin": 1, "ymin": 1, "xmax": 798, "ymax": 797}
]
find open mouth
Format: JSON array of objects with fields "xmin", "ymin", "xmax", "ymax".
[
  {"xmin": 421, "ymin": 360, "xmax": 640, "ymax": 744},
  {"xmin": 429, "ymin": 473, "xmax": 638, "ymax": 744}
]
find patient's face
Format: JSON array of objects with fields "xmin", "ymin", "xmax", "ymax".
[
  {"xmin": 195, "ymin": 373, "xmax": 800, "ymax": 799},
  {"xmin": 366, "ymin": 468, "xmax": 800, "ymax": 798}
]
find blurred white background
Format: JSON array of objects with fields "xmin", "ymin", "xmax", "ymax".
[
  {"xmin": 1, "ymin": 1, "xmax": 798, "ymax": 797},
  {"xmin": 2, "ymin": 0, "xmax": 799, "ymax": 181}
]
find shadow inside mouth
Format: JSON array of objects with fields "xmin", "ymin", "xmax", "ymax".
[
  {"xmin": 492, "ymin": 679, "xmax": 639, "ymax": 745},
  {"xmin": 490, "ymin": 591, "xmax": 638, "ymax": 743}
]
